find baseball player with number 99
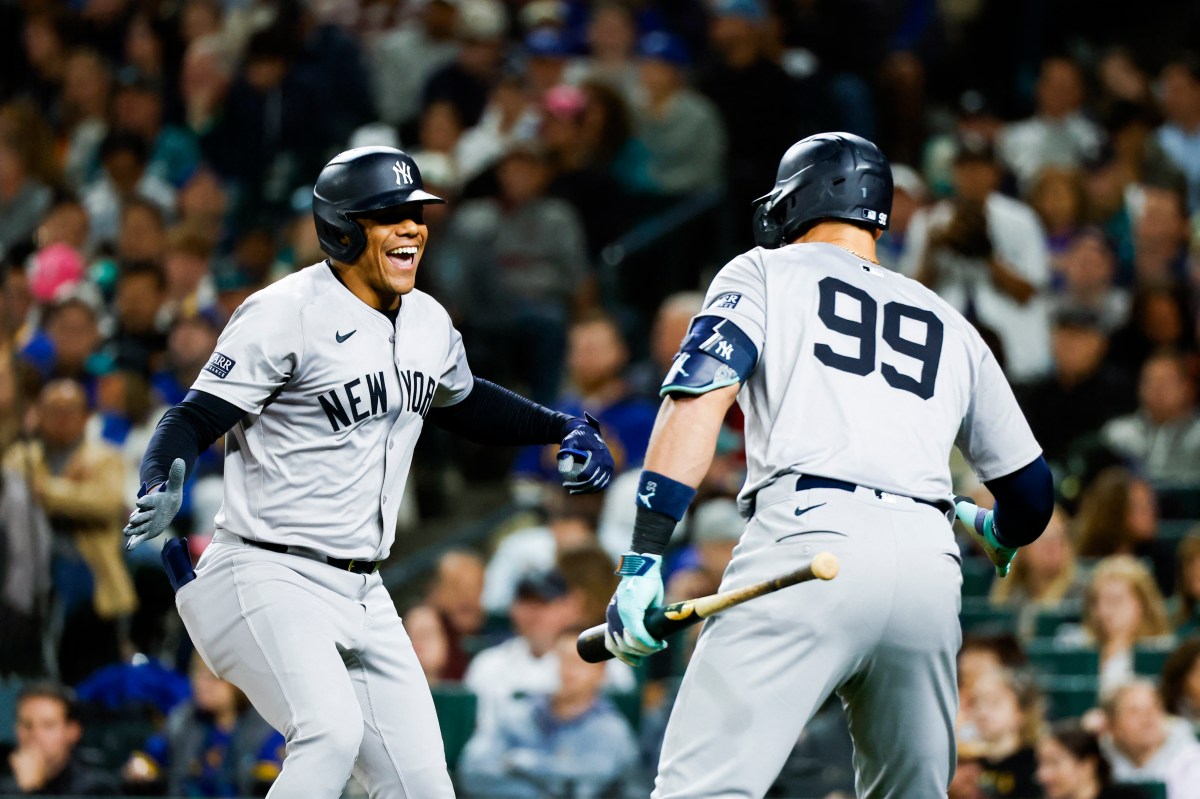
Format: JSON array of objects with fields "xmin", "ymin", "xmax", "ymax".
[
  {"xmin": 122, "ymin": 147, "xmax": 614, "ymax": 799},
  {"xmin": 604, "ymin": 133, "xmax": 1055, "ymax": 797}
]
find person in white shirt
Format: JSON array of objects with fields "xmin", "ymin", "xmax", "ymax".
[{"xmin": 1102, "ymin": 680, "xmax": 1200, "ymax": 799}]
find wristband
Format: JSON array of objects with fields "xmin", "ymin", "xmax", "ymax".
[{"xmin": 635, "ymin": 471, "xmax": 695, "ymax": 521}]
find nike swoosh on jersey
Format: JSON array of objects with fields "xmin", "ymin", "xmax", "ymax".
[
  {"xmin": 336, "ymin": 330, "xmax": 357, "ymax": 343},
  {"xmin": 794, "ymin": 503, "xmax": 826, "ymax": 518}
]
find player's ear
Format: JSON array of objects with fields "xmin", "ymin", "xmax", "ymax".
[{"xmin": 873, "ymin": 228, "xmax": 883, "ymax": 241}]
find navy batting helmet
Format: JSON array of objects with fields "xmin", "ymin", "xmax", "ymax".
[
  {"xmin": 751, "ymin": 132, "xmax": 892, "ymax": 249},
  {"xmin": 312, "ymin": 147, "xmax": 445, "ymax": 263}
]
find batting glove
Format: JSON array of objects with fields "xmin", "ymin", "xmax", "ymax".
[
  {"xmin": 955, "ymin": 496, "xmax": 1017, "ymax": 578},
  {"xmin": 556, "ymin": 413, "xmax": 614, "ymax": 494},
  {"xmin": 124, "ymin": 459, "xmax": 186, "ymax": 551},
  {"xmin": 604, "ymin": 553, "xmax": 667, "ymax": 667}
]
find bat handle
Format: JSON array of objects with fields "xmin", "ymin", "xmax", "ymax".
[{"xmin": 576, "ymin": 605, "xmax": 674, "ymax": 664}]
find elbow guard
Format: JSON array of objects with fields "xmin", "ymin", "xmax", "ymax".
[{"xmin": 660, "ymin": 316, "xmax": 758, "ymax": 398}]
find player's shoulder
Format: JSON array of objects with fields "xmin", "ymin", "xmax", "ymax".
[
  {"xmin": 875, "ymin": 263, "xmax": 985, "ymax": 339},
  {"xmin": 402, "ymin": 286, "xmax": 454, "ymax": 324},
  {"xmin": 240, "ymin": 262, "xmax": 332, "ymax": 313}
]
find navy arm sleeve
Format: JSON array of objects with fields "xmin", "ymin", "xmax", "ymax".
[
  {"xmin": 139, "ymin": 389, "xmax": 245, "ymax": 493},
  {"xmin": 983, "ymin": 455, "xmax": 1054, "ymax": 548},
  {"xmin": 426, "ymin": 377, "xmax": 572, "ymax": 445}
]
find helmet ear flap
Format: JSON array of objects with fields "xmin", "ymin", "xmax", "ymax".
[{"xmin": 753, "ymin": 199, "xmax": 784, "ymax": 249}]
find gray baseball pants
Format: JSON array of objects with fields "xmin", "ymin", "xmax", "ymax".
[
  {"xmin": 176, "ymin": 534, "xmax": 455, "ymax": 799},
  {"xmin": 653, "ymin": 482, "xmax": 962, "ymax": 799}
]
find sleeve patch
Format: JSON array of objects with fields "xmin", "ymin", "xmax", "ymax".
[
  {"xmin": 710, "ymin": 292, "xmax": 742, "ymax": 309},
  {"xmin": 203, "ymin": 352, "xmax": 237, "ymax": 380}
]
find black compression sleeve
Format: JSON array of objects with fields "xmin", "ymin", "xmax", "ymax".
[
  {"xmin": 983, "ymin": 455, "xmax": 1055, "ymax": 548},
  {"xmin": 426, "ymin": 377, "xmax": 573, "ymax": 445},
  {"xmin": 139, "ymin": 390, "xmax": 246, "ymax": 490}
]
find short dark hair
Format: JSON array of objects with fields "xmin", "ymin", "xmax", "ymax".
[
  {"xmin": 120, "ymin": 197, "xmax": 166, "ymax": 228},
  {"xmin": 99, "ymin": 130, "xmax": 149, "ymax": 164},
  {"xmin": 1044, "ymin": 720, "xmax": 1113, "ymax": 787},
  {"xmin": 118, "ymin": 259, "xmax": 167, "ymax": 291},
  {"xmin": 1160, "ymin": 636, "xmax": 1200, "ymax": 717},
  {"xmin": 16, "ymin": 682, "xmax": 80, "ymax": 723}
]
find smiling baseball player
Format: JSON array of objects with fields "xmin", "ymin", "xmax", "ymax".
[
  {"xmin": 604, "ymin": 133, "xmax": 1055, "ymax": 798},
  {"xmin": 122, "ymin": 146, "xmax": 614, "ymax": 799}
]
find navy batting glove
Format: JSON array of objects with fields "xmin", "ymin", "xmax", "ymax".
[{"xmin": 556, "ymin": 413, "xmax": 614, "ymax": 494}]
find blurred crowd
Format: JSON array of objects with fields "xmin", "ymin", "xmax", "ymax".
[{"xmin": 1, "ymin": 0, "xmax": 1200, "ymax": 796}]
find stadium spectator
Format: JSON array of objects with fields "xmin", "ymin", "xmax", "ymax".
[
  {"xmin": 369, "ymin": 0, "xmax": 461, "ymax": 130},
  {"xmin": 1074, "ymin": 556, "xmax": 1173, "ymax": 697},
  {"xmin": 957, "ymin": 634, "xmax": 1029, "ymax": 743},
  {"xmin": 877, "ymin": 163, "xmax": 927, "ymax": 270},
  {"xmin": 403, "ymin": 604, "xmax": 452, "ymax": 685},
  {"xmin": 106, "ymin": 261, "xmax": 168, "ymax": 375},
  {"xmin": 0, "ymin": 683, "xmax": 119, "ymax": 795},
  {"xmin": 82, "ymin": 130, "xmax": 175, "ymax": 248},
  {"xmin": 20, "ymin": 297, "xmax": 102, "ymax": 388},
  {"xmin": 1029, "ymin": 166, "xmax": 1089, "ymax": 267},
  {"xmin": 1167, "ymin": 535, "xmax": 1200, "ymax": 633},
  {"xmin": 556, "ymin": 545, "xmax": 618, "ymax": 628},
  {"xmin": 1155, "ymin": 56, "xmax": 1200, "ymax": 213},
  {"xmin": 1108, "ymin": 284, "xmax": 1195, "ymax": 380},
  {"xmin": 1054, "ymin": 230, "xmax": 1130, "ymax": 332},
  {"xmin": 634, "ymin": 31, "xmax": 726, "ymax": 196},
  {"xmin": 115, "ymin": 197, "xmax": 168, "ymax": 264},
  {"xmin": 161, "ymin": 225, "xmax": 215, "ymax": 321},
  {"xmin": 1018, "ymin": 308, "xmax": 1136, "ymax": 465},
  {"xmin": 111, "ymin": 69, "xmax": 200, "ymax": 189},
  {"xmin": 628, "ymin": 290, "xmax": 705, "ymax": 400},
  {"xmin": 464, "ymin": 567, "xmax": 633, "ymax": 729},
  {"xmin": 123, "ymin": 654, "xmax": 282, "ymax": 797},
  {"xmin": 1131, "ymin": 187, "xmax": 1191, "ymax": 286},
  {"xmin": 904, "ymin": 134, "xmax": 1053, "ymax": 383},
  {"xmin": 666, "ymin": 497, "xmax": 743, "ymax": 603},
  {"xmin": 440, "ymin": 142, "xmax": 589, "ymax": 402},
  {"xmin": 426, "ymin": 549, "xmax": 486, "ymax": 682},
  {"xmin": 1102, "ymin": 680, "xmax": 1200, "ymax": 798},
  {"xmin": 179, "ymin": 34, "xmax": 236, "ymax": 141},
  {"xmin": 421, "ymin": 0, "xmax": 507, "ymax": 130},
  {"xmin": 564, "ymin": 1, "xmax": 639, "ymax": 101},
  {"xmin": 999, "ymin": 56, "xmax": 1104, "ymax": 191},
  {"xmin": 15, "ymin": 10, "xmax": 69, "ymax": 118},
  {"xmin": 59, "ymin": 49, "xmax": 113, "ymax": 190},
  {"xmin": 1036, "ymin": 720, "xmax": 1144, "ymax": 799},
  {"xmin": 1160, "ymin": 637, "xmax": 1200, "ymax": 735},
  {"xmin": 1075, "ymin": 468, "xmax": 1174, "ymax": 593},
  {"xmin": 35, "ymin": 198, "xmax": 91, "ymax": 254},
  {"xmin": 523, "ymin": 29, "xmax": 574, "ymax": 101},
  {"xmin": 967, "ymin": 668, "xmax": 1044, "ymax": 798},
  {"xmin": 0, "ymin": 458, "xmax": 53, "ymax": 677},
  {"xmin": 1101, "ymin": 351, "xmax": 1200, "ymax": 483},
  {"xmin": 481, "ymin": 500, "xmax": 597, "ymax": 613},
  {"xmin": 0, "ymin": 130, "xmax": 53, "ymax": 261},
  {"xmin": 4, "ymin": 381, "xmax": 137, "ymax": 677},
  {"xmin": 458, "ymin": 628, "xmax": 637, "ymax": 799}
]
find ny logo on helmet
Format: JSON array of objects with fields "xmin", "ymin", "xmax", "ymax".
[{"xmin": 393, "ymin": 161, "xmax": 412, "ymax": 185}]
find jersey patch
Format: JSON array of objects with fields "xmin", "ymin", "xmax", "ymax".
[
  {"xmin": 203, "ymin": 352, "xmax": 236, "ymax": 380},
  {"xmin": 710, "ymin": 292, "xmax": 742, "ymax": 309},
  {"xmin": 661, "ymin": 315, "xmax": 758, "ymax": 396}
]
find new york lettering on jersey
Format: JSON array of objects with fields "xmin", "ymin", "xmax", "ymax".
[{"xmin": 317, "ymin": 368, "xmax": 435, "ymax": 432}]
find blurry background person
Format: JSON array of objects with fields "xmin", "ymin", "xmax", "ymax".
[
  {"xmin": 966, "ymin": 669, "xmax": 1044, "ymax": 798},
  {"xmin": 122, "ymin": 654, "xmax": 282, "ymax": 797},
  {"xmin": 1074, "ymin": 467, "xmax": 1173, "ymax": 594},
  {"xmin": 458, "ymin": 628, "xmax": 637, "ymax": 799},
  {"xmin": 1160, "ymin": 637, "xmax": 1200, "ymax": 735},
  {"xmin": 1101, "ymin": 680, "xmax": 1200, "ymax": 798},
  {"xmin": 1168, "ymin": 535, "xmax": 1200, "ymax": 633},
  {"xmin": 0, "ymin": 682, "xmax": 119, "ymax": 795},
  {"xmin": 1036, "ymin": 720, "xmax": 1144, "ymax": 799}
]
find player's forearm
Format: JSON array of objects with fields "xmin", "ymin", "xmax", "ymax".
[
  {"xmin": 982, "ymin": 455, "xmax": 1054, "ymax": 548},
  {"xmin": 643, "ymin": 389, "xmax": 738, "ymax": 487},
  {"xmin": 139, "ymin": 390, "xmax": 243, "ymax": 492},
  {"xmin": 426, "ymin": 377, "xmax": 573, "ymax": 445},
  {"xmin": 628, "ymin": 386, "xmax": 738, "ymax": 555}
]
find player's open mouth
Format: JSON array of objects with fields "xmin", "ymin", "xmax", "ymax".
[{"xmin": 386, "ymin": 245, "xmax": 419, "ymax": 269}]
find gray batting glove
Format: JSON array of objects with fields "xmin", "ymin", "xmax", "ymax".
[
  {"xmin": 604, "ymin": 553, "xmax": 667, "ymax": 666},
  {"xmin": 123, "ymin": 459, "xmax": 186, "ymax": 551}
]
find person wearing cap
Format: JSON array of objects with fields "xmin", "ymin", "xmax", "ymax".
[
  {"xmin": 635, "ymin": 31, "xmax": 726, "ymax": 196},
  {"xmin": 1016, "ymin": 306, "xmax": 1137, "ymax": 465},
  {"xmin": 877, "ymin": 163, "xmax": 928, "ymax": 269},
  {"xmin": 369, "ymin": 0, "xmax": 462, "ymax": 131},
  {"xmin": 465, "ymin": 567, "xmax": 635, "ymax": 731},
  {"xmin": 901, "ymin": 134, "xmax": 1053, "ymax": 383},
  {"xmin": 81, "ymin": 130, "xmax": 176, "ymax": 249},
  {"xmin": 997, "ymin": 56, "xmax": 1104, "ymax": 193},
  {"xmin": 112, "ymin": 67, "xmax": 201, "ymax": 189},
  {"xmin": 459, "ymin": 627, "xmax": 638, "ymax": 799},
  {"xmin": 524, "ymin": 28, "xmax": 576, "ymax": 98},
  {"xmin": 422, "ymin": 0, "xmax": 508, "ymax": 129}
]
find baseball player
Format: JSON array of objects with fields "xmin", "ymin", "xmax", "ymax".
[
  {"xmin": 604, "ymin": 133, "xmax": 1055, "ymax": 798},
  {"xmin": 121, "ymin": 146, "xmax": 615, "ymax": 799}
]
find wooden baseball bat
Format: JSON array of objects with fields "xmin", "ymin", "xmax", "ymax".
[{"xmin": 576, "ymin": 552, "xmax": 839, "ymax": 663}]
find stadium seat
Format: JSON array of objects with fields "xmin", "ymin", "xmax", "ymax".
[
  {"xmin": 606, "ymin": 690, "xmax": 642, "ymax": 733},
  {"xmin": 960, "ymin": 559, "xmax": 995, "ymax": 599},
  {"xmin": 1032, "ymin": 605, "xmax": 1084, "ymax": 639},
  {"xmin": 959, "ymin": 600, "xmax": 1019, "ymax": 635},
  {"xmin": 1037, "ymin": 675, "xmax": 1100, "ymax": 720},
  {"xmin": 1158, "ymin": 519, "xmax": 1198, "ymax": 542},
  {"xmin": 1025, "ymin": 638, "xmax": 1100, "ymax": 676},
  {"xmin": 431, "ymin": 686, "xmax": 477, "ymax": 771},
  {"xmin": 0, "ymin": 679, "xmax": 21, "ymax": 746},
  {"xmin": 1121, "ymin": 782, "xmax": 1167, "ymax": 799},
  {"xmin": 1155, "ymin": 486, "xmax": 1200, "ymax": 520},
  {"xmin": 1133, "ymin": 643, "xmax": 1174, "ymax": 677}
]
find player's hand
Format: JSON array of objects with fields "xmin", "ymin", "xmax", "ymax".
[
  {"xmin": 556, "ymin": 413, "xmax": 614, "ymax": 494},
  {"xmin": 955, "ymin": 496, "xmax": 1016, "ymax": 578},
  {"xmin": 604, "ymin": 553, "xmax": 667, "ymax": 667},
  {"xmin": 123, "ymin": 459, "xmax": 186, "ymax": 551}
]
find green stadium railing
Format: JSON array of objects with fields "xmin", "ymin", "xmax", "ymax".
[
  {"xmin": 431, "ymin": 685, "xmax": 477, "ymax": 771},
  {"xmin": 1036, "ymin": 674, "xmax": 1100, "ymax": 720},
  {"xmin": 1025, "ymin": 638, "xmax": 1100, "ymax": 677}
]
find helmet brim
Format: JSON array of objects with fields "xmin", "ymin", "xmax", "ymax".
[{"xmin": 343, "ymin": 188, "xmax": 446, "ymax": 216}]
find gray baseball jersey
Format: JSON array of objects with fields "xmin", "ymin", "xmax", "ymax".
[
  {"xmin": 192, "ymin": 261, "xmax": 472, "ymax": 560},
  {"xmin": 691, "ymin": 242, "xmax": 1040, "ymax": 510}
]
